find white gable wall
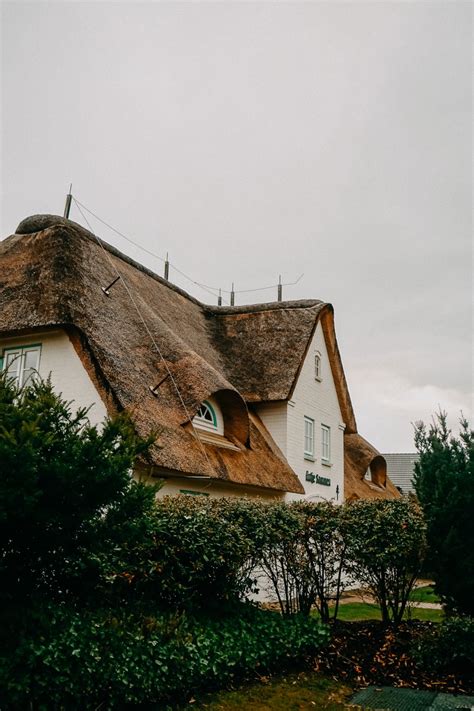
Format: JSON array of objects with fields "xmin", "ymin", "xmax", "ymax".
[
  {"xmin": 0, "ymin": 330, "xmax": 108, "ymax": 427},
  {"xmin": 257, "ymin": 322, "xmax": 345, "ymax": 502}
]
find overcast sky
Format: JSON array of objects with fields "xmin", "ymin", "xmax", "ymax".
[{"xmin": 1, "ymin": 1, "xmax": 472, "ymax": 451}]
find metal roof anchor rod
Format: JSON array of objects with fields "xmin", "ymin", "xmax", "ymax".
[
  {"xmin": 63, "ymin": 184, "xmax": 73, "ymax": 219},
  {"xmin": 230, "ymin": 283, "xmax": 235, "ymax": 306},
  {"xmin": 101, "ymin": 275, "xmax": 121, "ymax": 296},
  {"xmin": 149, "ymin": 373, "xmax": 170, "ymax": 396},
  {"xmin": 218, "ymin": 288, "xmax": 222, "ymax": 306},
  {"xmin": 164, "ymin": 253, "xmax": 170, "ymax": 281},
  {"xmin": 277, "ymin": 274, "xmax": 282, "ymax": 302}
]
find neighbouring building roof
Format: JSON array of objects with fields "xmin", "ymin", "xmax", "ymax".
[
  {"xmin": 0, "ymin": 214, "xmax": 399, "ymax": 499},
  {"xmin": 382, "ymin": 453, "xmax": 419, "ymax": 495}
]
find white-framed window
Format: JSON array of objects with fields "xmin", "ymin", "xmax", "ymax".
[
  {"xmin": 321, "ymin": 424, "xmax": 331, "ymax": 463},
  {"xmin": 193, "ymin": 400, "xmax": 218, "ymax": 432},
  {"xmin": 304, "ymin": 416, "xmax": 315, "ymax": 459},
  {"xmin": 1, "ymin": 345, "xmax": 41, "ymax": 387},
  {"xmin": 314, "ymin": 352, "xmax": 322, "ymax": 381}
]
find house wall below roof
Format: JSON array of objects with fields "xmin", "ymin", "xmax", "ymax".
[
  {"xmin": 256, "ymin": 322, "xmax": 345, "ymax": 502},
  {"xmin": 134, "ymin": 468, "xmax": 284, "ymax": 500},
  {"xmin": 0, "ymin": 329, "xmax": 108, "ymax": 427}
]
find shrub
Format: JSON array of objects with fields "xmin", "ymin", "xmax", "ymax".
[
  {"xmin": 414, "ymin": 412, "xmax": 474, "ymax": 616},
  {"xmin": 258, "ymin": 501, "xmax": 350, "ymax": 620},
  {"xmin": 0, "ymin": 374, "xmax": 157, "ymax": 605},
  {"xmin": 298, "ymin": 501, "xmax": 350, "ymax": 622},
  {"xmin": 0, "ymin": 603, "xmax": 329, "ymax": 709},
  {"xmin": 136, "ymin": 496, "xmax": 270, "ymax": 609},
  {"xmin": 344, "ymin": 498, "xmax": 427, "ymax": 626},
  {"xmin": 258, "ymin": 501, "xmax": 312, "ymax": 615},
  {"xmin": 412, "ymin": 616, "xmax": 474, "ymax": 674}
]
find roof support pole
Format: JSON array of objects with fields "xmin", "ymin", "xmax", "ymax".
[
  {"xmin": 277, "ymin": 275, "xmax": 282, "ymax": 302},
  {"xmin": 63, "ymin": 184, "xmax": 72, "ymax": 219},
  {"xmin": 164, "ymin": 253, "xmax": 169, "ymax": 281},
  {"xmin": 230, "ymin": 283, "xmax": 235, "ymax": 306},
  {"xmin": 218, "ymin": 288, "xmax": 222, "ymax": 306}
]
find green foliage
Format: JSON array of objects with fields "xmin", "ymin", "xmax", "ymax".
[
  {"xmin": 344, "ymin": 499, "xmax": 427, "ymax": 626},
  {"xmin": 134, "ymin": 496, "xmax": 269, "ymax": 609},
  {"xmin": 0, "ymin": 373, "xmax": 157, "ymax": 604},
  {"xmin": 412, "ymin": 616, "xmax": 474, "ymax": 673},
  {"xmin": 0, "ymin": 603, "xmax": 329, "ymax": 710},
  {"xmin": 258, "ymin": 501, "xmax": 312, "ymax": 615},
  {"xmin": 413, "ymin": 412, "xmax": 474, "ymax": 616},
  {"xmin": 298, "ymin": 501, "xmax": 349, "ymax": 622},
  {"xmin": 258, "ymin": 502, "xmax": 349, "ymax": 620}
]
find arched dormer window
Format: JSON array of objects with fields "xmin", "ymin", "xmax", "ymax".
[
  {"xmin": 364, "ymin": 456, "xmax": 387, "ymax": 488},
  {"xmin": 192, "ymin": 397, "xmax": 224, "ymax": 435},
  {"xmin": 314, "ymin": 352, "xmax": 322, "ymax": 381},
  {"xmin": 194, "ymin": 401, "xmax": 217, "ymax": 431}
]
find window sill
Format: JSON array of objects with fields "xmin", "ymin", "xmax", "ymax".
[
  {"xmin": 321, "ymin": 460, "xmax": 332, "ymax": 468},
  {"xmin": 304, "ymin": 454, "xmax": 316, "ymax": 462}
]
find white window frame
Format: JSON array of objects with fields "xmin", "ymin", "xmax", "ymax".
[
  {"xmin": 314, "ymin": 352, "xmax": 322, "ymax": 381},
  {"xmin": 193, "ymin": 400, "xmax": 219, "ymax": 433},
  {"xmin": 304, "ymin": 416, "xmax": 315, "ymax": 460},
  {"xmin": 321, "ymin": 424, "xmax": 331, "ymax": 464},
  {"xmin": 1, "ymin": 344, "xmax": 41, "ymax": 387}
]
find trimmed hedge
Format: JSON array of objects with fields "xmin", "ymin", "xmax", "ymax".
[{"xmin": 0, "ymin": 603, "xmax": 329, "ymax": 710}]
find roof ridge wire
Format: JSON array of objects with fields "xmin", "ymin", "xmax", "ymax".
[
  {"xmin": 72, "ymin": 197, "xmax": 218, "ymax": 481},
  {"xmin": 72, "ymin": 198, "xmax": 229, "ymax": 303},
  {"xmin": 72, "ymin": 197, "xmax": 303, "ymax": 298}
]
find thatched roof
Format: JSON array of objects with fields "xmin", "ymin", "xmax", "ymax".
[
  {"xmin": 344, "ymin": 433, "xmax": 401, "ymax": 500},
  {"xmin": 1, "ymin": 214, "xmax": 399, "ymax": 499}
]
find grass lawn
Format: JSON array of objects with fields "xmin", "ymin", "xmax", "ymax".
[
  {"xmin": 335, "ymin": 602, "xmax": 443, "ymax": 623},
  {"xmin": 189, "ymin": 672, "xmax": 353, "ymax": 710},
  {"xmin": 408, "ymin": 585, "xmax": 440, "ymax": 604}
]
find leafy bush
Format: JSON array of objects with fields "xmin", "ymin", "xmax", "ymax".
[
  {"xmin": 412, "ymin": 616, "xmax": 474, "ymax": 673},
  {"xmin": 258, "ymin": 501, "xmax": 311, "ymax": 615},
  {"xmin": 298, "ymin": 501, "xmax": 350, "ymax": 622},
  {"xmin": 137, "ymin": 496, "xmax": 269, "ymax": 609},
  {"xmin": 414, "ymin": 412, "xmax": 474, "ymax": 616},
  {"xmin": 258, "ymin": 502, "xmax": 349, "ymax": 620},
  {"xmin": 0, "ymin": 603, "xmax": 329, "ymax": 709},
  {"xmin": 344, "ymin": 499, "xmax": 427, "ymax": 626}
]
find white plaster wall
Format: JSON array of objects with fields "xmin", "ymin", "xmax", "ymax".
[
  {"xmin": 257, "ymin": 401, "xmax": 288, "ymax": 455},
  {"xmin": 286, "ymin": 322, "xmax": 345, "ymax": 502},
  {"xmin": 256, "ymin": 322, "xmax": 345, "ymax": 502},
  {"xmin": 0, "ymin": 330, "xmax": 108, "ymax": 427},
  {"xmin": 135, "ymin": 470, "xmax": 283, "ymax": 501}
]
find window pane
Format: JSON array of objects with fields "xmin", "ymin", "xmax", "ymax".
[
  {"xmin": 321, "ymin": 425, "xmax": 330, "ymax": 461},
  {"xmin": 304, "ymin": 418, "xmax": 314, "ymax": 455},
  {"xmin": 315, "ymin": 354, "xmax": 321, "ymax": 379},
  {"xmin": 21, "ymin": 348, "xmax": 40, "ymax": 386},
  {"xmin": 4, "ymin": 350, "xmax": 21, "ymax": 383}
]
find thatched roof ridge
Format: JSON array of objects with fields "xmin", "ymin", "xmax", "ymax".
[{"xmin": 14, "ymin": 215, "xmax": 321, "ymax": 316}]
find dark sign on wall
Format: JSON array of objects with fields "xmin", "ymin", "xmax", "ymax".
[{"xmin": 305, "ymin": 470, "xmax": 331, "ymax": 487}]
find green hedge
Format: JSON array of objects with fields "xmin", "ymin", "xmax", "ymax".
[
  {"xmin": 0, "ymin": 603, "xmax": 329, "ymax": 710},
  {"xmin": 412, "ymin": 616, "xmax": 474, "ymax": 673}
]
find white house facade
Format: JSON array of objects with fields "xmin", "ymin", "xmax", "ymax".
[{"xmin": 257, "ymin": 322, "xmax": 345, "ymax": 502}]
